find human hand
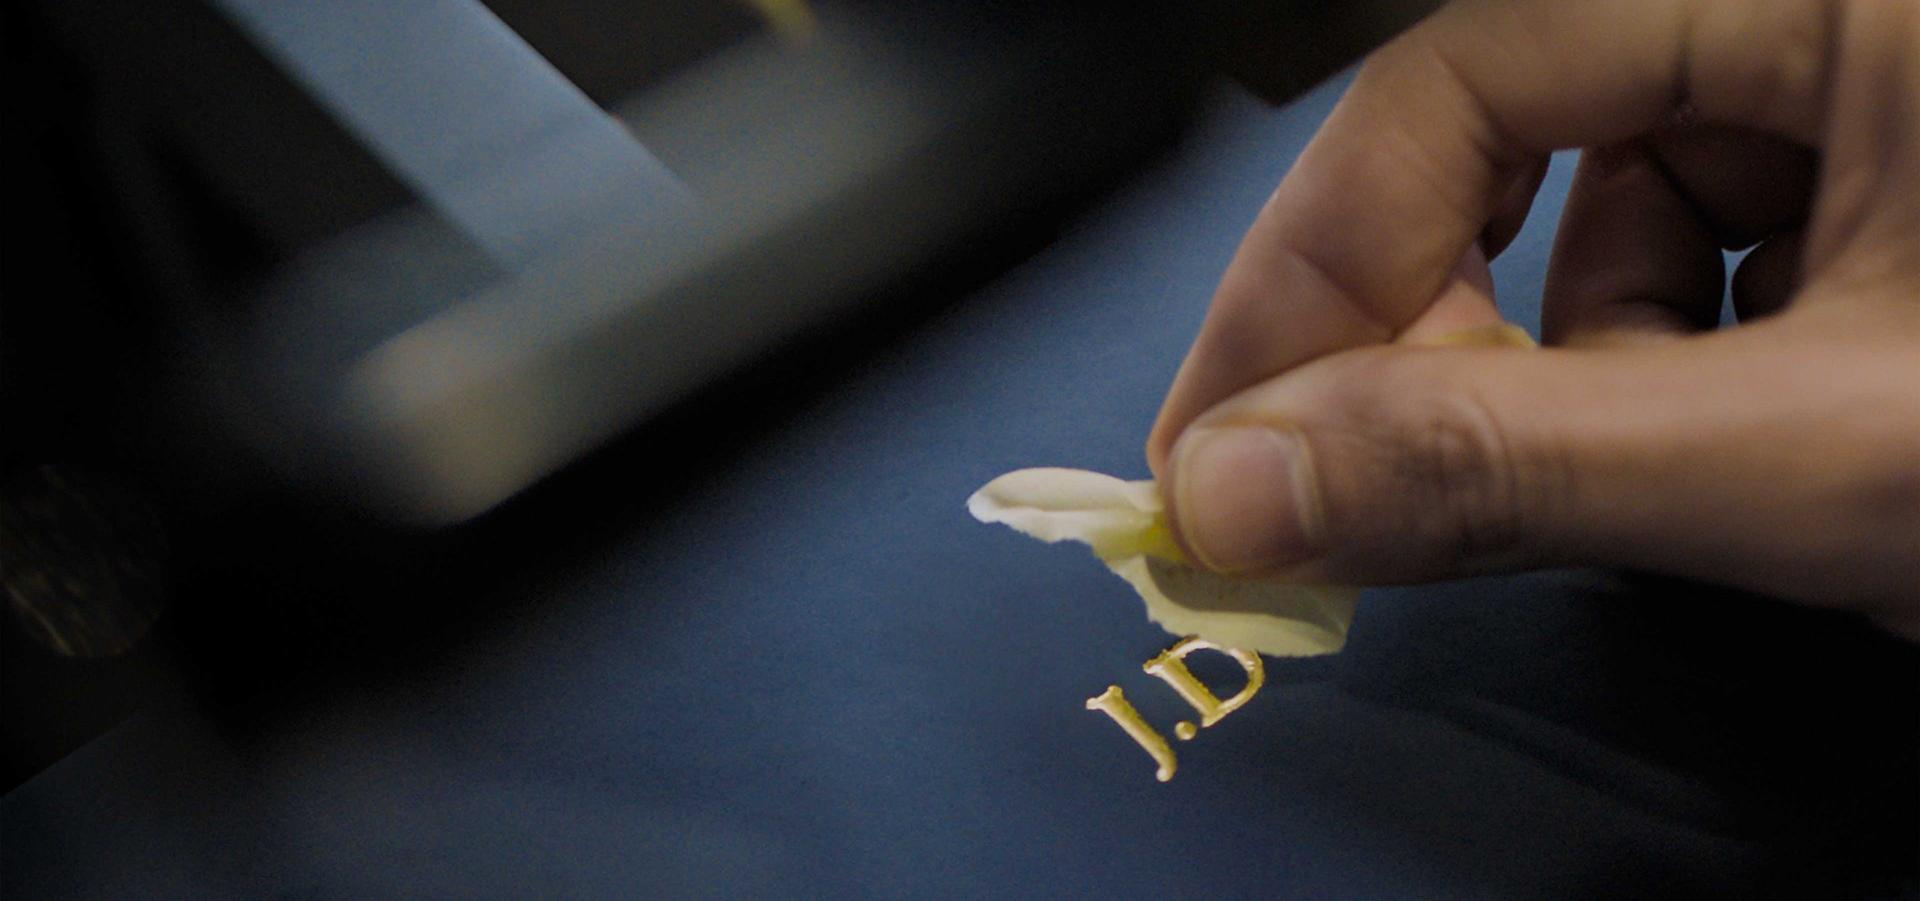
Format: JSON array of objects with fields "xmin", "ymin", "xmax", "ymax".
[{"xmin": 1147, "ymin": 0, "xmax": 1920, "ymax": 638}]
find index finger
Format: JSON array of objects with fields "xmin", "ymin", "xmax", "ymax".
[{"xmin": 1146, "ymin": 0, "xmax": 1836, "ymax": 475}]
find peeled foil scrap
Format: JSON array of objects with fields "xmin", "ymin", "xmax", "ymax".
[
  {"xmin": 967, "ymin": 326, "xmax": 1540, "ymax": 655},
  {"xmin": 968, "ymin": 467, "xmax": 1357, "ymax": 657}
]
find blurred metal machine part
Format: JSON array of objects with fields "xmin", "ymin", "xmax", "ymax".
[
  {"xmin": 331, "ymin": 11, "xmax": 1194, "ymax": 522},
  {"xmin": 13, "ymin": 1, "xmax": 1441, "ymax": 527},
  {"xmin": 213, "ymin": 0, "xmax": 693, "ymax": 270}
]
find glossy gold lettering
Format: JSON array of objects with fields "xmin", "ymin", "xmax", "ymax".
[
  {"xmin": 1084, "ymin": 684, "xmax": 1177, "ymax": 782},
  {"xmin": 1142, "ymin": 637, "xmax": 1264, "ymax": 738},
  {"xmin": 1086, "ymin": 638, "xmax": 1268, "ymax": 781}
]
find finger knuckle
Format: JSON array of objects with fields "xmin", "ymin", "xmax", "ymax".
[
  {"xmin": 1391, "ymin": 374, "xmax": 1531, "ymax": 566},
  {"xmin": 1683, "ymin": 0, "xmax": 1836, "ymax": 137}
]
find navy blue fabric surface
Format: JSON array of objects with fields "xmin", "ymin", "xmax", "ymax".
[{"xmin": 5, "ymin": 78, "xmax": 1917, "ymax": 899}]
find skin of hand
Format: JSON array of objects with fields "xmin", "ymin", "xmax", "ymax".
[{"xmin": 1147, "ymin": 0, "xmax": 1920, "ymax": 640}]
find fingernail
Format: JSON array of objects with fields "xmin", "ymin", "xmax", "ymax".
[{"xmin": 1170, "ymin": 426, "xmax": 1319, "ymax": 574}]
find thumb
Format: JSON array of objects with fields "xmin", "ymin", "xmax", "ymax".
[{"xmin": 1161, "ymin": 317, "xmax": 1919, "ymax": 609}]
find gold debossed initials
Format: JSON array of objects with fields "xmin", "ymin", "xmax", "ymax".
[
  {"xmin": 1143, "ymin": 638, "xmax": 1264, "ymax": 737},
  {"xmin": 1083, "ymin": 685, "xmax": 1177, "ymax": 782},
  {"xmin": 1083, "ymin": 637, "xmax": 1266, "ymax": 781}
]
